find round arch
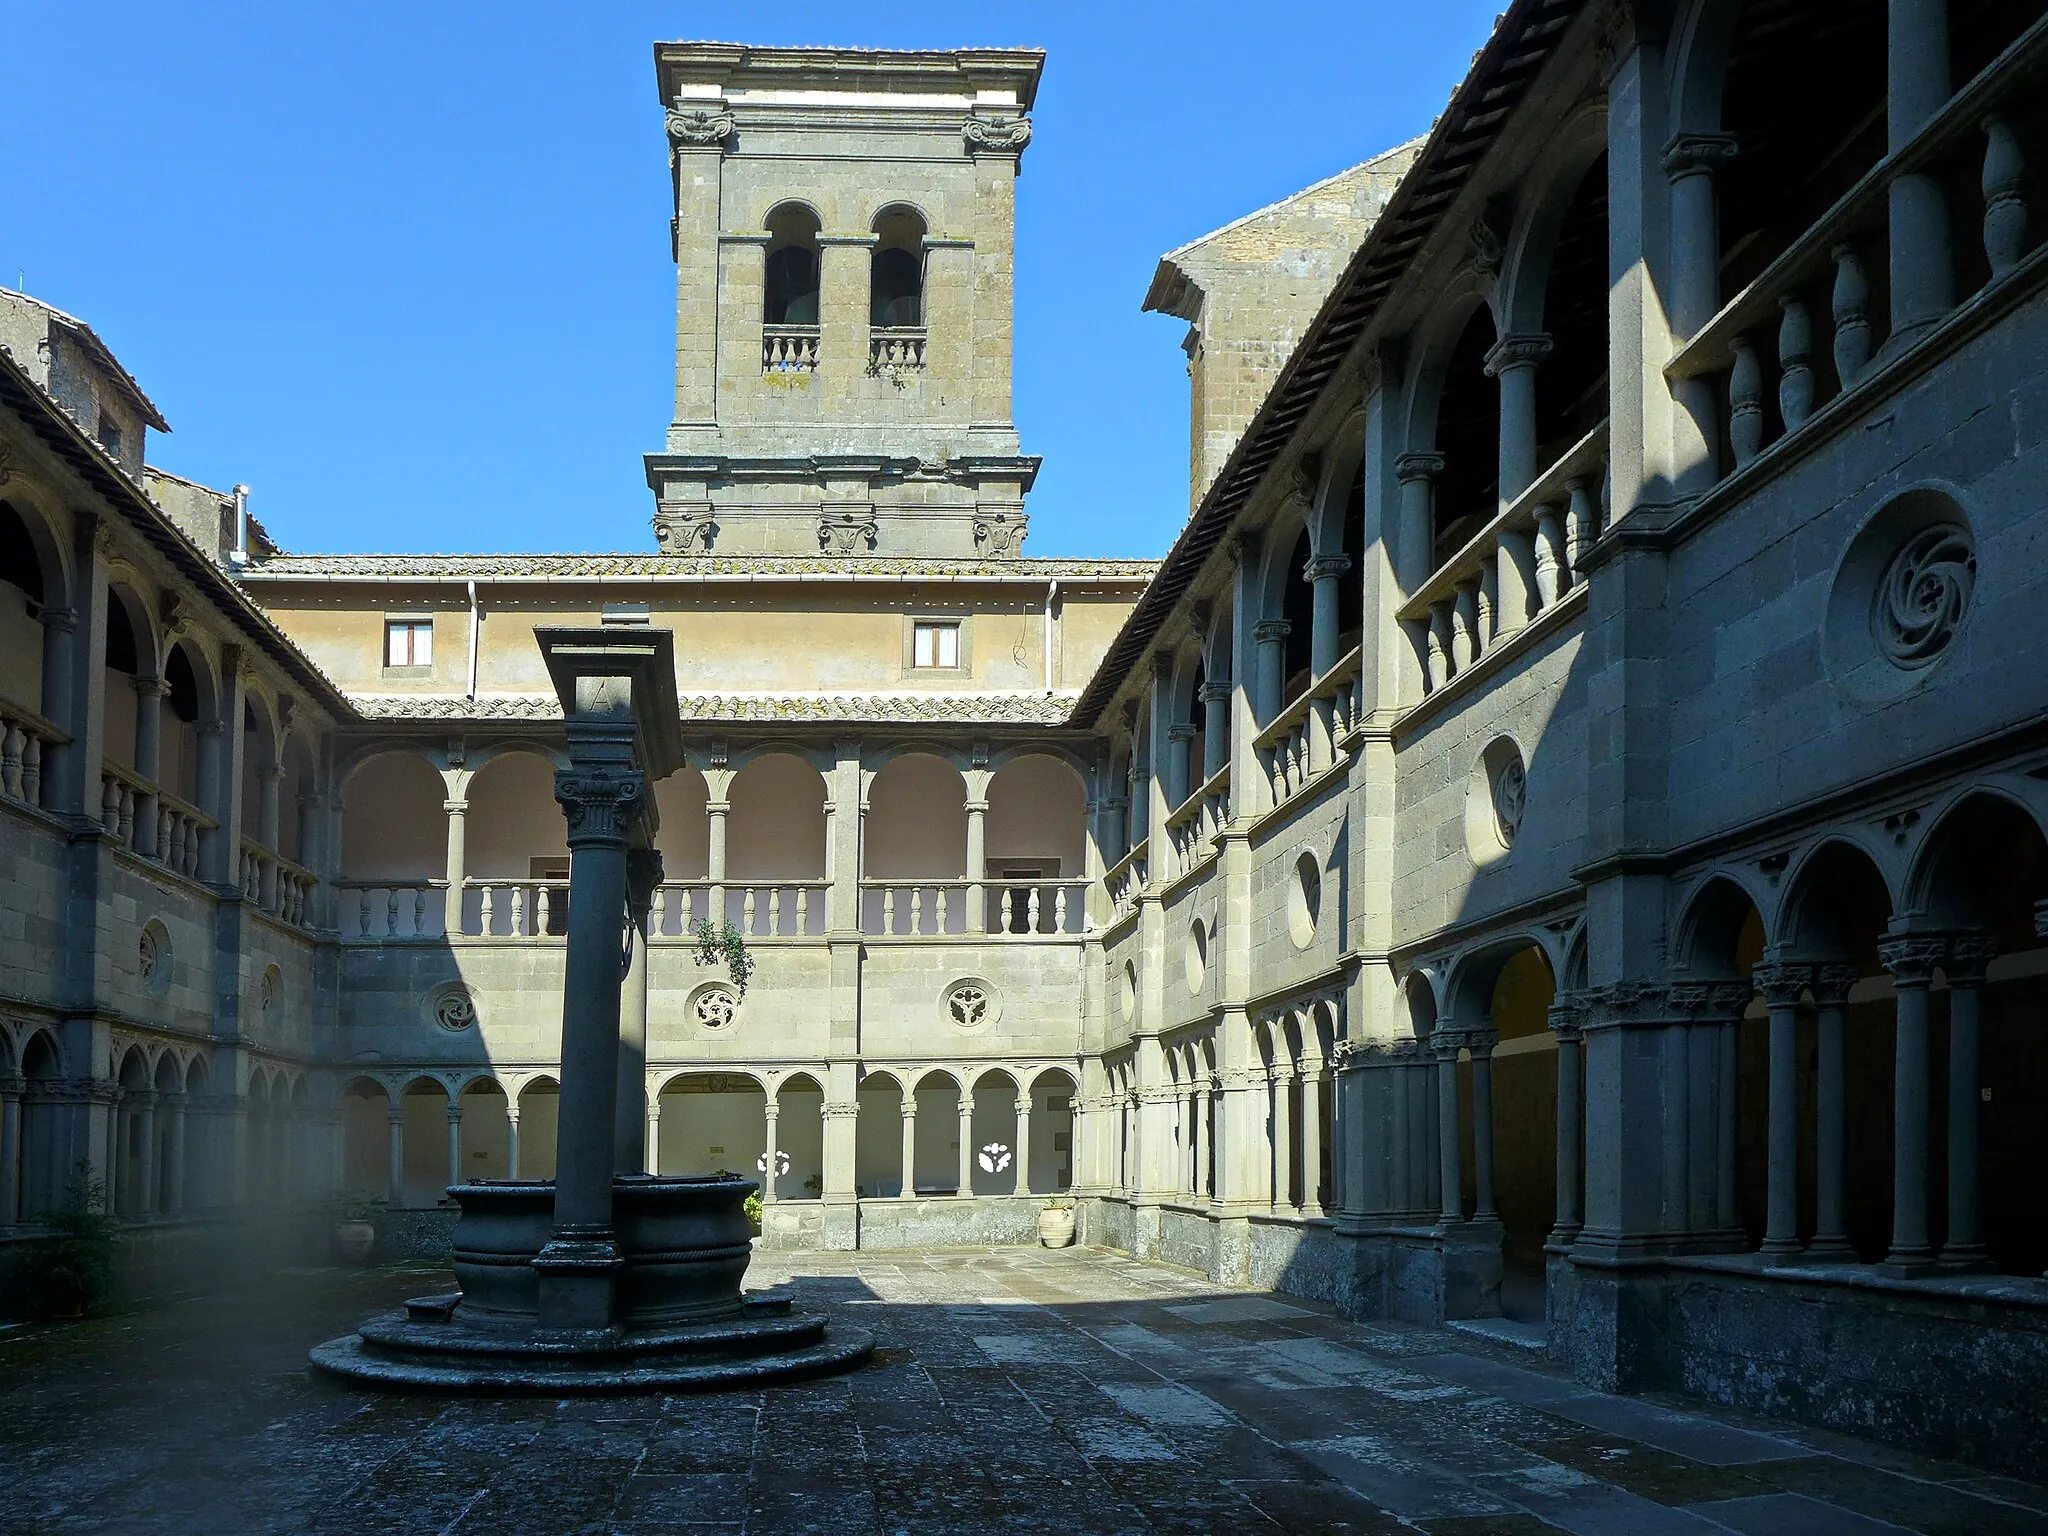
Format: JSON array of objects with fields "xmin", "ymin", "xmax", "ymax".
[{"xmin": 1673, "ymin": 871, "xmax": 1770, "ymax": 977}]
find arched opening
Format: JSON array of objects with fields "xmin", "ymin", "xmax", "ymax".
[
  {"xmin": 870, "ymin": 205, "xmax": 927, "ymax": 329},
  {"xmin": 151, "ymin": 1053, "xmax": 183, "ymax": 1214},
  {"xmin": 911, "ymin": 1070, "xmax": 962, "ymax": 1195},
  {"xmin": 160, "ymin": 643, "xmax": 204, "ymax": 808},
  {"xmin": 726, "ymin": 752, "xmax": 827, "ymax": 935},
  {"xmin": 465, "ymin": 750, "xmax": 568, "ymax": 936},
  {"xmin": 1028, "ymin": 1069, "xmax": 1078, "ymax": 1194},
  {"xmin": 18, "ymin": 1030, "xmax": 65, "ymax": 1220},
  {"xmin": 1908, "ymin": 794, "xmax": 2048, "ymax": 1274},
  {"xmin": 863, "ymin": 753, "xmax": 967, "ymax": 934},
  {"xmin": 763, "ymin": 204, "xmax": 821, "ymax": 326},
  {"xmin": 855, "ymin": 1071, "xmax": 905, "ymax": 1198},
  {"xmin": 458, "ymin": 1077, "xmax": 509, "ymax": 1181},
  {"xmin": 340, "ymin": 751, "xmax": 448, "ymax": 937},
  {"xmin": 102, "ymin": 588, "xmax": 145, "ymax": 773},
  {"xmin": 399, "ymin": 1076, "xmax": 452, "ymax": 1208},
  {"xmin": 1535, "ymin": 152, "xmax": 1609, "ymax": 474},
  {"xmin": 238, "ymin": 701, "xmax": 276, "ymax": 850},
  {"xmin": 339, "ymin": 1077, "xmax": 392, "ymax": 1199},
  {"xmin": 652, "ymin": 766, "xmax": 710, "ymax": 934},
  {"xmin": 0, "ymin": 500, "xmax": 49, "ymax": 712},
  {"xmin": 114, "ymin": 1047, "xmax": 151, "ymax": 1218},
  {"xmin": 970, "ymin": 1070, "xmax": 1020, "ymax": 1196},
  {"xmin": 516, "ymin": 1077, "xmax": 559, "ymax": 1179},
  {"xmin": 1430, "ymin": 305, "xmax": 1501, "ymax": 569},
  {"xmin": 656, "ymin": 1072, "xmax": 765, "ymax": 1179},
  {"xmin": 1338, "ymin": 461, "xmax": 1366, "ymax": 656},
  {"xmin": 984, "ymin": 754, "xmax": 1087, "ymax": 934},
  {"xmin": 182, "ymin": 1056, "xmax": 212, "ymax": 1208},
  {"xmin": 1479, "ymin": 946, "xmax": 1558, "ymax": 1324},
  {"xmin": 774, "ymin": 1073, "xmax": 825, "ymax": 1201},
  {"xmin": 1278, "ymin": 528, "xmax": 1314, "ymax": 709}
]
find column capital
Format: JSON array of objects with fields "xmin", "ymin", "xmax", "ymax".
[
  {"xmin": 1661, "ymin": 131, "xmax": 1740, "ymax": 180},
  {"xmin": 446, "ymin": 1104, "xmax": 463, "ymax": 1122},
  {"xmin": 554, "ymin": 766, "xmax": 649, "ymax": 848},
  {"xmin": 1198, "ymin": 679, "xmax": 1233, "ymax": 705},
  {"xmin": 505, "ymin": 1104, "xmax": 521, "ymax": 1123},
  {"xmin": 1946, "ymin": 933, "xmax": 1998, "ymax": 985},
  {"xmin": 1482, "ymin": 333, "xmax": 1553, "ymax": 377},
  {"xmin": 1666, "ymin": 979, "xmax": 1754, "ymax": 1024},
  {"xmin": 762, "ymin": 1101, "xmax": 781, "ymax": 1121},
  {"xmin": 1752, "ymin": 962, "xmax": 1813, "ymax": 1008},
  {"xmin": 1878, "ymin": 934, "xmax": 1948, "ymax": 986},
  {"xmin": 665, "ymin": 105, "xmax": 735, "ymax": 152},
  {"xmin": 131, "ymin": 673, "xmax": 170, "ymax": 699},
  {"xmin": 1809, "ymin": 962, "xmax": 1860, "ymax": 1007},
  {"xmin": 1395, "ymin": 451, "xmax": 1444, "ymax": 485},
  {"xmin": 387, "ymin": 1106, "xmax": 404, "ymax": 1125},
  {"xmin": 1252, "ymin": 619, "xmax": 1292, "ymax": 644},
  {"xmin": 1303, "ymin": 554, "xmax": 1353, "ymax": 583},
  {"xmin": 1166, "ymin": 723, "xmax": 1197, "ymax": 744},
  {"xmin": 40, "ymin": 604, "xmax": 77, "ymax": 634}
]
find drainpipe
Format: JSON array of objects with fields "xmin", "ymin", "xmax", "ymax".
[
  {"xmin": 465, "ymin": 580, "xmax": 480, "ymax": 700},
  {"xmin": 1044, "ymin": 578, "xmax": 1059, "ymax": 694},
  {"xmin": 229, "ymin": 484, "xmax": 250, "ymax": 567}
]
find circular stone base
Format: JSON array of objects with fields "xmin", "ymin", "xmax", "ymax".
[{"xmin": 309, "ymin": 1321, "xmax": 873, "ymax": 1395}]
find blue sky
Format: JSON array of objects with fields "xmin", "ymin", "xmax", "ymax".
[{"xmin": 2, "ymin": 2, "xmax": 1499, "ymax": 559}]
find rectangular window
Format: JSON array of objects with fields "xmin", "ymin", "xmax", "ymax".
[
  {"xmin": 911, "ymin": 620, "xmax": 960, "ymax": 669},
  {"xmin": 385, "ymin": 619, "xmax": 433, "ymax": 668}
]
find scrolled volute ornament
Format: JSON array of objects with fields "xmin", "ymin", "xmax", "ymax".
[
  {"xmin": 963, "ymin": 114, "xmax": 1032, "ymax": 155},
  {"xmin": 667, "ymin": 107, "xmax": 736, "ymax": 151},
  {"xmin": 553, "ymin": 767, "xmax": 648, "ymax": 843}
]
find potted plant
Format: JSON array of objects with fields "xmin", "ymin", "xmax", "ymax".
[
  {"xmin": 333, "ymin": 1194, "xmax": 386, "ymax": 1264},
  {"xmin": 25, "ymin": 1163, "xmax": 117, "ymax": 1318},
  {"xmin": 1038, "ymin": 1196, "xmax": 1076, "ymax": 1249}
]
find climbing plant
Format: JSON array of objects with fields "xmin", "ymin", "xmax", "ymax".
[{"xmin": 689, "ymin": 918, "xmax": 756, "ymax": 996}]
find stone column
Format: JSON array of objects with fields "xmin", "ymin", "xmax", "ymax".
[
  {"xmin": 1199, "ymin": 680, "xmax": 1230, "ymax": 780},
  {"xmin": 898, "ymin": 1090, "xmax": 917, "ymax": 1199},
  {"xmin": 506, "ymin": 1102, "xmax": 522, "ymax": 1180},
  {"xmin": 136, "ymin": 1092, "xmax": 158, "ymax": 1218},
  {"xmin": 1879, "ymin": 935, "xmax": 1945, "ymax": 1269},
  {"xmin": 1436, "ymin": 1038, "xmax": 1463, "ymax": 1225},
  {"xmin": 823, "ymin": 1099, "xmax": 858, "ymax": 1211},
  {"xmin": 1165, "ymin": 724, "xmax": 1195, "ymax": 812},
  {"xmin": 1485, "ymin": 334, "xmax": 1553, "ymax": 506},
  {"xmin": 446, "ymin": 1102, "xmax": 463, "ymax": 1191},
  {"xmin": 1301, "ymin": 1056, "xmax": 1327, "ymax": 1217},
  {"xmin": 1548, "ymin": 1006, "xmax": 1584, "ymax": 1246},
  {"xmin": 645, "ymin": 1098, "xmax": 662, "ymax": 1176},
  {"xmin": 1887, "ymin": 0, "xmax": 1955, "ymax": 341},
  {"xmin": 1716, "ymin": 1014, "xmax": 1740, "ymax": 1234},
  {"xmin": 1942, "ymin": 935, "xmax": 1996, "ymax": 1269},
  {"xmin": 957, "ymin": 1094, "xmax": 975, "ymax": 1195},
  {"xmin": 1306, "ymin": 554, "xmax": 1353, "ymax": 677},
  {"xmin": 1662, "ymin": 134, "xmax": 1740, "ymax": 479},
  {"xmin": 617, "ymin": 848, "xmax": 660, "ymax": 1176},
  {"xmin": 761, "ymin": 1101, "xmax": 780, "ymax": 1206},
  {"xmin": 37, "ymin": 606, "xmax": 76, "ymax": 810},
  {"xmin": 1252, "ymin": 621, "xmax": 1291, "ymax": 727},
  {"xmin": 164, "ymin": 1093, "xmax": 186, "ymax": 1214},
  {"xmin": 1755, "ymin": 963, "xmax": 1811, "ymax": 1257},
  {"xmin": 1393, "ymin": 452, "xmax": 1442, "ymax": 594},
  {"xmin": 1014, "ymin": 1088, "xmax": 1032, "ymax": 1197},
  {"xmin": 964, "ymin": 796, "xmax": 988, "ymax": 933},
  {"xmin": 257, "ymin": 763, "xmax": 282, "ymax": 909},
  {"xmin": 0, "ymin": 1078, "xmax": 21, "ymax": 1225},
  {"xmin": 536, "ymin": 751, "xmax": 646, "ymax": 1330},
  {"xmin": 442, "ymin": 797, "xmax": 468, "ymax": 935},
  {"xmin": 706, "ymin": 797, "xmax": 729, "ymax": 921},
  {"xmin": 132, "ymin": 675, "xmax": 165, "ymax": 859},
  {"xmin": 1470, "ymin": 1032, "xmax": 1498, "ymax": 1224},
  {"xmin": 1807, "ymin": 965, "xmax": 1857, "ymax": 1259},
  {"xmin": 1271, "ymin": 1065, "xmax": 1294, "ymax": 1208},
  {"xmin": 386, "ymin": 1104, "xmax": 404, "ymax": 1205}
]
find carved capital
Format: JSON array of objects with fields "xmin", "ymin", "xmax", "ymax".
[
  {"xmin": 1304, "ymin": 554, "xmax": 1353, "ymax": 583},
  {"xmin": 1253, "ymin": 619, "xmax": 1292, "ymax": 644},
  {"xmin": 963, "ymin": 114, "xmax": 1032, "ymax": 156},
  {"xmin": 1288, "ymin": 453, "xmax": 1323, "ymax": 508},
  {"xmin": 1878, "ymin": 934, "xmax": 1948, "ymax": 987},
  {"xmin": 40, "ymin": 604, "xmax": 77, "ymax": 635},
  {"xmin": 973, "ymin": 510, "xmax": 1026, "ymax": 559},
  {"xmin": 1483, "ymin": 333, "xmax": 1553, "ymax": 377},
  {"xmin": 1198, "ymin": 679, "xmax": 1233, "ymax": 705},
  {"xmin": 1752, "ymin": 962, "xmax": 1812, "ymax": 1009},
  {"xmin": 653, "ymin": 506, "xmax": 715, "ymax": 554},
  {"xmin": 666, "ymin": 107, "xmax": 735, "ymax": 151},
  {"xmin": 1395, "ymin": 451, "xmax": 1444, "ymax": 485},
  {"xmin": 1468, "ymin": 215, "xmax": 1504, "ymax": 278},
  {"xmin": 553, "ymin": 766, "xmax": 648, "ymax": 848},
  {"xmin": 1945, "ymin": 933, "xmax": 1998, "ymax": 986},
  {"xmin": 1166, "ymin": 723, "xmax": 1196, "ymax": 744},
  {"xmin": 819, "ymin": 512, "xmax": 879, "ymax": 556},
  {"xmin": 1809, "ymin": 963, "xmax": 1859, "ymax": 1008},
  {"xmin": 1661, "ymin": 132, "xmax": 1740, "ymax": 180}
]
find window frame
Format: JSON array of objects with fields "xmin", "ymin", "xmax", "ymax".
[
  {"xmin": 383, "ymin": 615, "xmax": 435, "ymax": 674},
  {"xmin": 903, "ymin": 614, "xmax": 968, "ymax": 676}
]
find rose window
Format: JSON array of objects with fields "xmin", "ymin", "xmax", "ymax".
[
  {"xmin": 1873, "ymin": 523, "xmax": 1974, "ymax": 669},
  {"xmin": 947, "ymin": 984, "xmax": 988, "ymax": 1027},
  {"xmin": 1492, "ymin": 755, "xmax": 1527, "ymax": 845},
  {"xmin": 694, "ymin": 985, "xmax": 740, "ymax": 1029},
  {"xmin": 433, "ymin": 987, "xmax": 478, "ymax": 1031}
]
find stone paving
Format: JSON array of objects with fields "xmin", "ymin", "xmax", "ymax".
[{"xmin": 3, "ymin": 1246, "xmax": 2045, "ymax": 1535}]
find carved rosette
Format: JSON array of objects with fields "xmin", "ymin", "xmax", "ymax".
[
  {"xmin": 818, "ymin": 512, "xmax": 879, "ymax": 555},
  {"xmin": 666, "ymin": 107, "xmax": 735, "ymax": 152},
  {"xmin": 973, "ymin": 511, "xmax": 1027, "ymax": 559},
  {"xmin": 962, "ymin": 115, "xmax": 1032, "ymax": 156},
  {"xmin": 553, "ymin": 767, "xmax": 648, "ymax": 847}
]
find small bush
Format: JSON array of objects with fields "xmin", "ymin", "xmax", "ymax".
[{"xmin": 25, "ymin": 1163, "xmax": 117, "ymax": 1318}]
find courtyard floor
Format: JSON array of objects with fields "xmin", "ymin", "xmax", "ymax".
[{"xmin": 2, "ymin": 1246, "xmax": 2044, "ymax": 1535}]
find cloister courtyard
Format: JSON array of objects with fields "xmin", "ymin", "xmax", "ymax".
[{"xmin": 3, "ymin": 1245, "xmax": 2044, "ymax": 1536}]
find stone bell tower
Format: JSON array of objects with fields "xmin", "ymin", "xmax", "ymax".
[{"xmin": 647, "ymin": 42, "xmax": 1044, "ymax": 560}]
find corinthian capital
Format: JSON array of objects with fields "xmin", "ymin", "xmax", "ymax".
[{"xmin": 554, "ymin": 766, "xmax": 648, "ymax": 846}]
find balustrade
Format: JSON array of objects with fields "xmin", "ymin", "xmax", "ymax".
[
  {"xmin": 1253, "ymin": 644, "xmax": 1365, "ymax": 808},
  {"xmin": 985, "ymin": 878, "xmax": 1089, "ymax": 936},
  {"xmin": 868, "ymin": 328, "xmax": 927, "ymax": 371},
  {"xmin": 98, "ymin": 758, "xmax": 216, "ymax": 881},
  {"xmin": 1162, "ymin": 765, "xmax": 1231, "ymax": 884},
  {"xmin": 858, "ymin": 877, "xmax": 1086, "ymax": 937},
  {"xmin": 762, "ymin": 325, "xmax": 819, "ymax": 373},
  {"xmin": 0, "ymin": 695, "xmax": 64, "ymax": 812},
  {"xmin": 465, "ymin": 878, "xmax": 571, "ymax": 939},
  {"xmin": 337, "ymin": 882, "xmax": 444, "ymax": 940},
  {"xmin": 1400, "ymin": 426, "xmax": 1606, "ymax": 702},
  {"xmin": 1668, "ymin": 19, "xmax": 2045, "ymax": 481},
  {"xmin": 1104, "ymin": 841, "xmax": 1147, "ymax": 924},
  {"xmin": 239, "ymin": 837, "xmax": 314, "ymax": 928},
  {"xmin": 720, "ymin": 881, "xmax": 828, "ymax": 938}
]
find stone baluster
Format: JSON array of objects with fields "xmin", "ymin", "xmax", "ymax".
[
  {"xmin": 1728, "ymin": 334, "xmax": 1766, "ymax": 466},
  {"xmin": 479, "ymin": 884, "xmax": 495, "ymax": 934},
  {"xmin": 386, "ymin": 887, "xmax": 401, "ymax": 939},
  {"xmin": 1564, "ymin": 474, "xmax": 1599, "ymax": 579},
  {"xmin": 1942, "ymin": 934, "xmax": 1996, "ymax": 1268},
  {"xmin": 1982, "ymin": 116, "xmax": 2028, "ymax": 278},
  {"xmin": 1054, "ymin": 885, "xmax": 1068, "ymax": 933},
  {"xmin": 1026, "ymin": 886, "xmax": 1041, "ymax": 934},
  {"xmin": 1807, "ymin": 964, "xmax": 1859, "ymax": 1259},
  {"xmin": 1450, "ymin": 581, "xmax": 1480, "ymax": 672},
  {"xmin": 742, "ymin": 886, "xmax": 757, "ymax": 935},
  {"xmin": 1831, "ymin": 243, "xmax": 1875, "ymax": 384},
  {"xmin": 1532, "ymin": 504, "xmax": 1566, "ymax": 606},
  {"xmin": 881, "ymin": 886, "xmax": 896, "ymax": 933},
  {"xmin": 1755, "ymin": 962, "xmax": 1812, "ymax": 1257},
  {"xmin": 1777, "ymin": 297, "xmax": 1815, "ymax": 431},
  {"xmin": 1878, "ymin": 934, "xmax": 1946, "ymax": 1268}
]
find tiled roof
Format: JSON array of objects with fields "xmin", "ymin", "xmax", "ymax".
[
  {"xmin": 243, "ymin": 553, "xmax": 1157, "ymax": 581},
  {"xmin": 351, "ymin": 690, "xmax": 1086, "ymax": 726}
]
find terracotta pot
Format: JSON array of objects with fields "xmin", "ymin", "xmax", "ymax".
[
  {"xmin": 333, "ymin": 1219, "xmax": 378, "ymax": 1264},
  {"xmin": 1038, "ymin": 1207, "xmax": 1076, "ymax": 1248}
]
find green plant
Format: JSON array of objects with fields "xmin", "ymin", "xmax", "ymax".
[
  {"xmin": 26, "ymin": 1163, "xmax": 117, "ymax": 1318},
  {"xmin": 743, "ymin": 1190, "xmax": 763, "ymax": 1235},
  {"xmin": 689, "ymin": 917, "xmax": 756, "ymax": 996},
  {"xmin": 1042, "ymin": 1196, "xmax": 1074, "ymax": 1212}
]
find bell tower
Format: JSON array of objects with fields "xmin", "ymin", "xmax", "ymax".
[{"xmin": 648, "ymin": 43, "xmax": 1045, "ymax": 560}]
